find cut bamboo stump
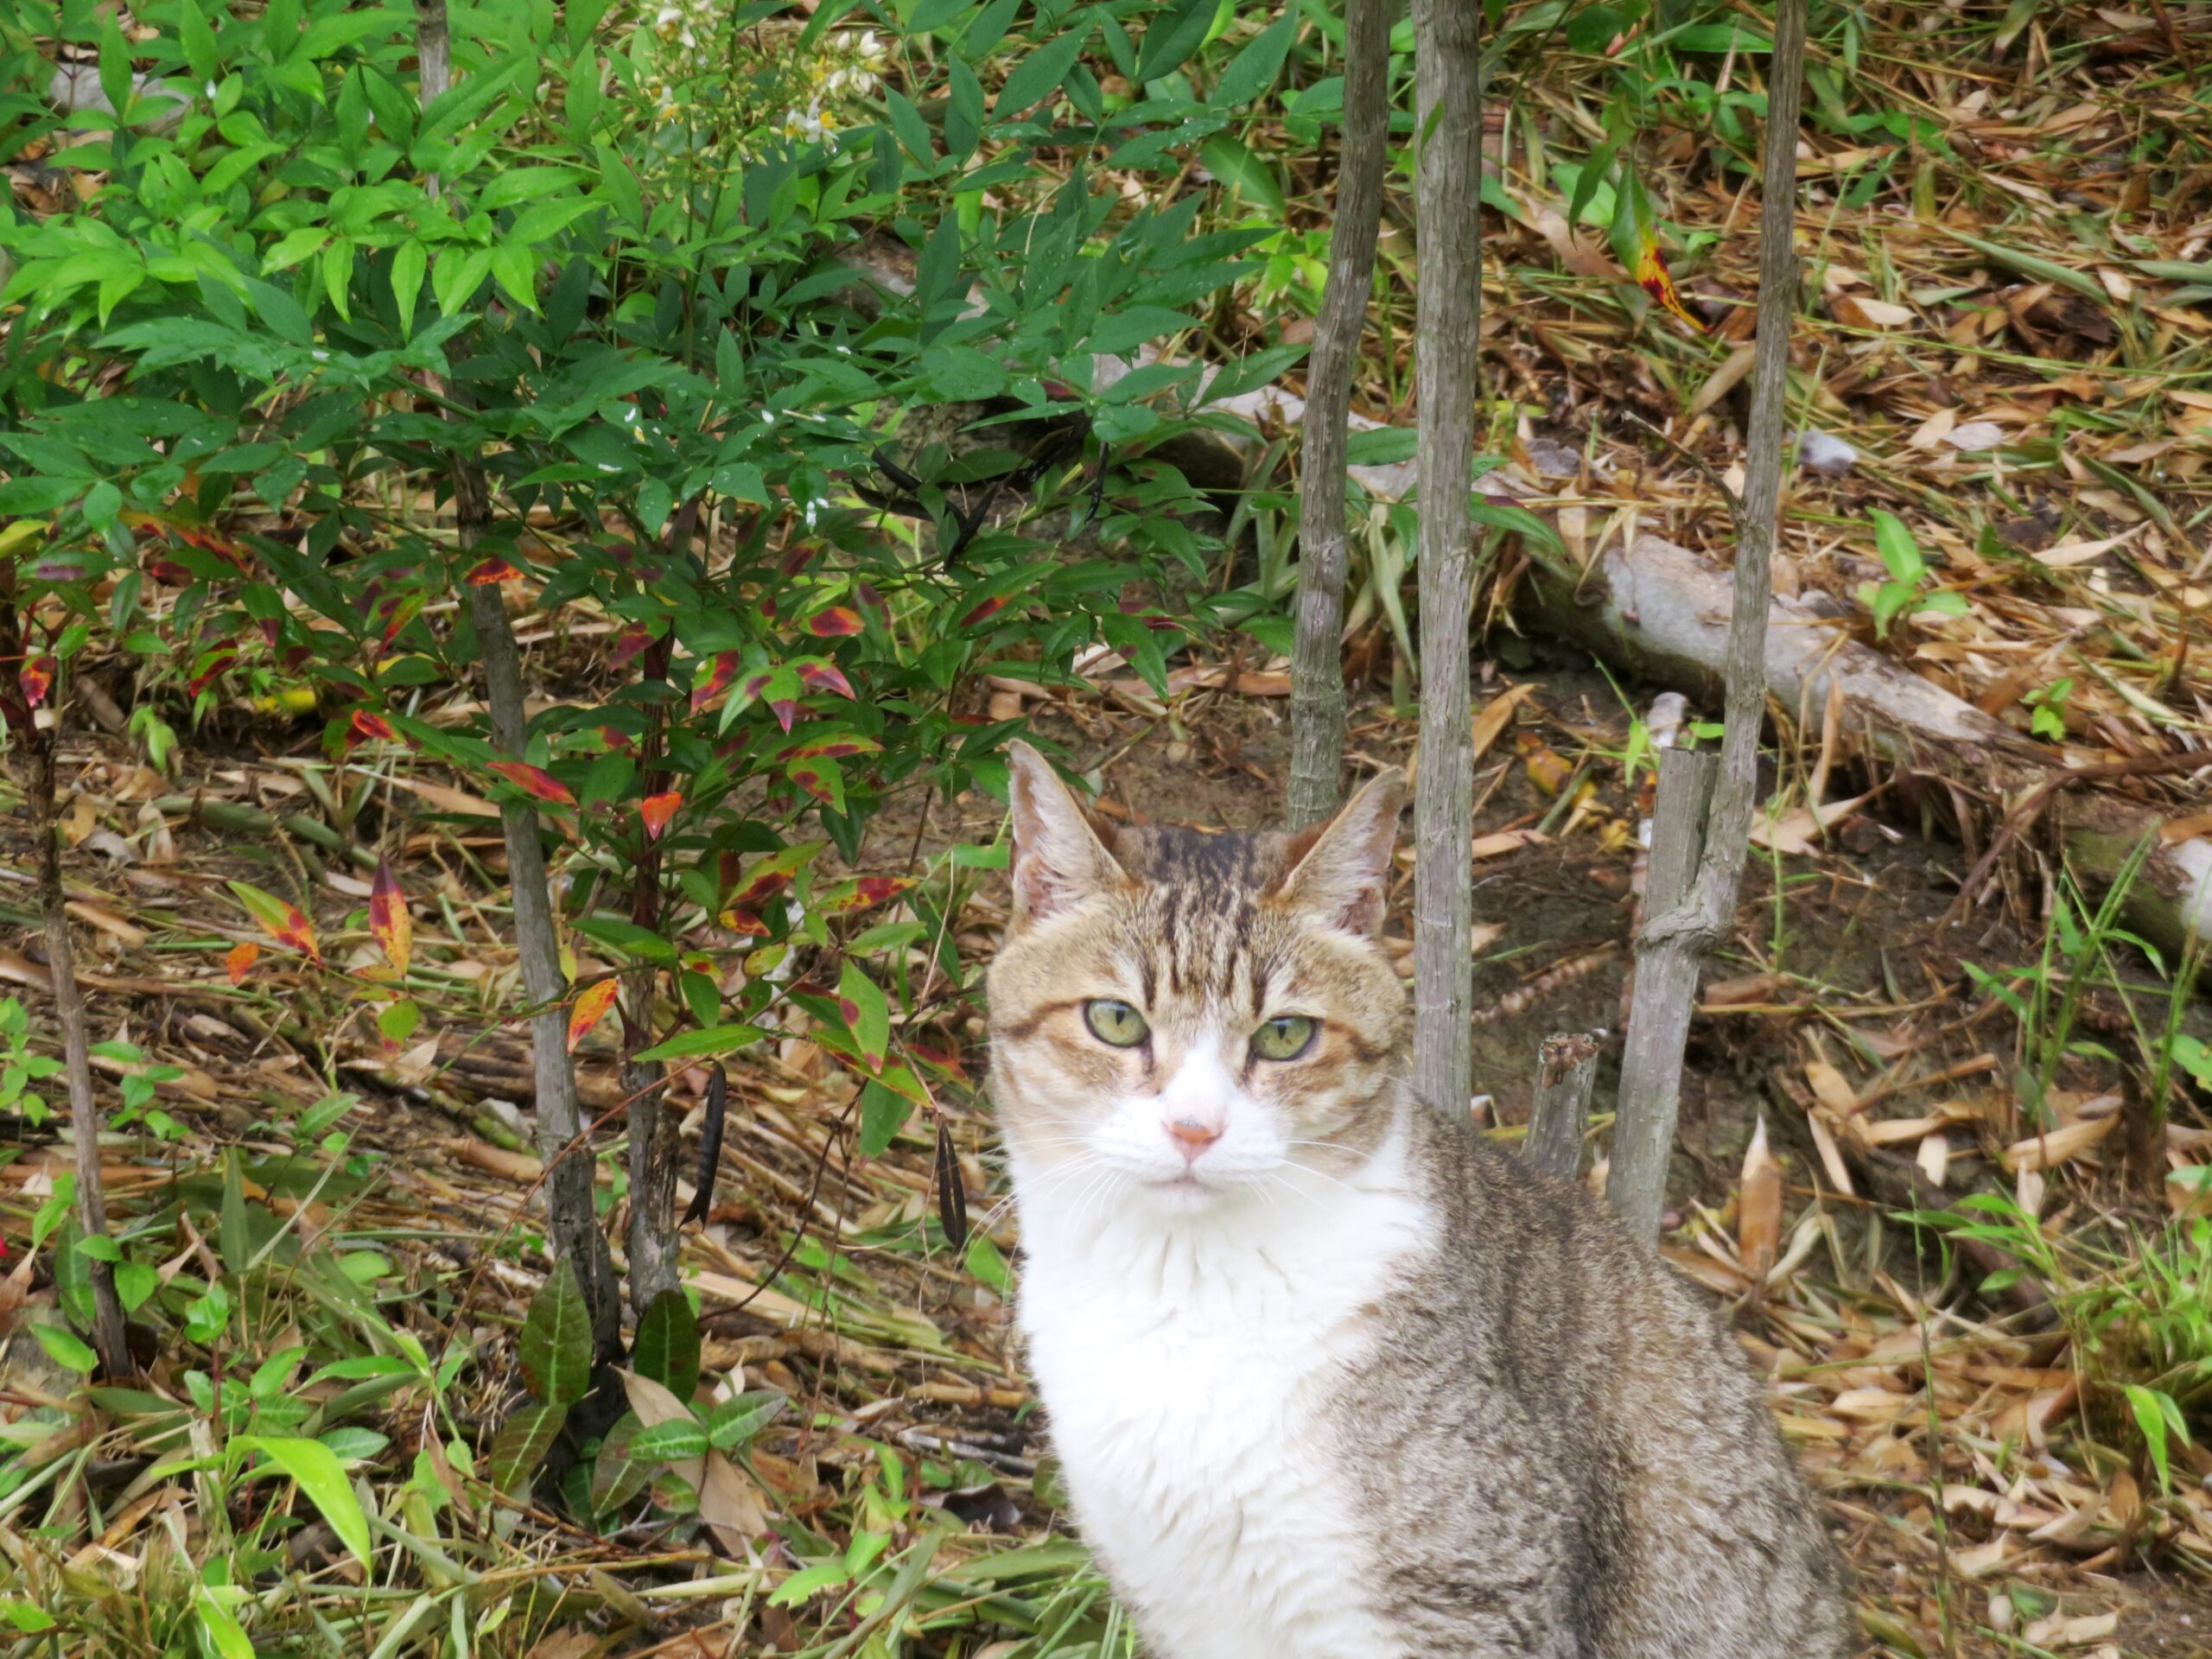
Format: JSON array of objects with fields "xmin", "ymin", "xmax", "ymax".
[
  {"xmin": 1608, "ymin": 747, "xmax": 1719, "ymax": 1238},
  {"xmin": 1526, "ymin": 1032, "xmax": 1600, "ymax": 1182}
]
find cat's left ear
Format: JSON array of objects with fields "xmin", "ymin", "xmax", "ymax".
[{"xmin": 1278, "ymin": 769, "xmax": 1405, "ymax": 937}]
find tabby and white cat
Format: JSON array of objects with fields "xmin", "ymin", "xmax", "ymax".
[{"xmin": 986, "ymin": 742, "xmax": 1848, "ymax": 1659}]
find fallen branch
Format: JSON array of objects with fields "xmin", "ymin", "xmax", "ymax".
[{"xmin": 1523, "ymin": 531, "xmax": 2212, "ymax": 959}]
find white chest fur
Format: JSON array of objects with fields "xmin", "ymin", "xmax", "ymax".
[{"xmin": 1012, "ymin": 1128, "xmax": 1430, "ymax": 1659}]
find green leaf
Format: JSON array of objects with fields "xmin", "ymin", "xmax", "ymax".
[
  {"xmin": 519, "ymin": 1257, "xmax": 594, "ymax": 1407},
  {"xmin": 1135, "ymin": 0, "xmax": 1215, "ymax": 84},
  {"xmin": 194, "ymin": 1585, "xmax": 255, "ymax": 1659},
  {"xmin": 178, "ymin": 0, "xmax": 219, "ymax": 86},
  {"xmin": 0, "ymin": 1602, "xmax": 54, "ymax": 1635},
  {"xmin": 628, "ymin": 1418, "xmax": 709, "ymax": 1461},
  {"xmin": 633, "ymin": 1022, "xmax": 765, "ymax": 1063},
  {"xmin": 390, "ymin": 239, "xmax": 426, "ymax": 338},
  {"xmin": 836, "ymin": 961, "xmax": 892, "ymax": 1073},
  {"xmin": 233, "ymin": 1436, "xmax": 374, "ymax": 1568},
  {"xmin": 995, "ymin": 27, "xmax": 1090, "ymax": 118},
  {"xmin": 1198, "ymin": 135, "xmax": 1284, "ymax": 213},
  {"xmin": 1343, "ymin": 427, "xmax": 1417, "ymax": 467},
  {"xmin": 1871, "ymin": 510, "xmax": 1925, "ymax": 583},
  {"xmin": 706, "ymin": 1389, "xmax": 787, "ymax": 1452},
  {"xmin": 1942, "ymin": 231, "xmax": 2107, "ymax": 304},
  {"xmin": 632, "ymin": 1289, "xmax": 701, "ymax": 1402},
  {"xmin": 33, "ymin": 1323, "xmax": 97, "ymax": 1375},
  {"xmin": 858, "ymin": 1079, "xmax": 912, "ymax": 1157},
  {"xmin": 487, "ymin": 1400, "xmax": 567, "ymax": 1491},
  {"xmin": 2125, "ymin": 1383, "xmax": 2184, "ymax": 1491},
  {"xmin": 1212, "ymin": 12, "xmax": 1296, "ymax": 106}
]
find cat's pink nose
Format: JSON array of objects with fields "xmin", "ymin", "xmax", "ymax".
[{"xmin": 1166, "ymin": 1117, "xmax": 1221, "ymax": 1160}]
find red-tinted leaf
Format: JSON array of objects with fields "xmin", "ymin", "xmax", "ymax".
[
  {"xmin": 488, "ymin": 761, "xmax": 575, "ymax": 805},
  {"xmin": 690, "ymin": 652, "xmax": 741, "ymax": 713},
  {"xmin": 226, "ymin": 941, "xmax": 259, "ymax": 985},
  {"xmin": 723, "ymin": 842, "xmax": 822, "ymax": 910},
  {"xmin": 18, "ymin": 655, "xmax": 54, "ymax": 709},
  {"xmin": 960, "ymin": 595, "xmax": 1009, "ymax": 629},
  {"xmin": 853, "ymin": 582, "xmax": 888, "ymax": 623},
  {"xmin": 257, "ymin": 618, "xmax": 283, "ymax": 650},
  {"xmin": 803, "ymin": 606, "xmax": 863, "ymax": 638},
  {"xmin": 796, "ymin": 660, "xmax": 854, "ymax": 699},
  {"xmin": 567, "ymin": 978, "xmax": 620, "ymax": 1052},
  {"xmin": 779, "ymin": 543, "xmax": 819, "ymax": 577},
  {"xmin": 598, "ymin": 724, "xmax": 634, "ymax": 753},
  {"xmin": 717, "ymin": 908, "xmax": 770, "ymax": 938},
  {"xmin": 170, "ymin": 520, "xmax": 251, "ymax": 571},
  {"xmin": 769, "ymin": 699, "xmax": 798, "ymax": 732},
  {"xmin": 187, "ymin": 647, "xmax": 238, "ymax": 699},
  {"xmin": 230, "ymin": 880, "xmax": 319, "ymax": 962},
  {"xmin": 816, "ymin": 875, "xmax": 917, "ymax": 914},
  {"xmin": 377, "ymin": 594, "xmax": 423, "ymax": 650},
  {"xmin": 638, "ymin": 791, "xmax": 682, "ymax": 840},
  {"xmin": 370, "ymin": 855, "xmax": 412, "ymax": 975},
  {"xmin": 143, "ymin": 556, "xmax": 196, "ymax": 585},
  {"xmin": 609, "ymin": 628, "xmax": 652, "ymax": 671},
  {"xmin": 849, "ymin": 875, "xmax": 916, "ymax": 910},
  {"xmin": 777, "ymin": 734, "xmax": 880, "ymax": 762},
  {"xmin": 788, "ymin": 759, "xmax": 844, "ymax": 809},
  {"xmin": 465, "ymin": 556, "xmax": 524, "ymax": 586},
  {"xmin": 350, "ymin": 708, "xmax": 400, "ymax": 744},
  {"xmin": 907, "ymin": 1040, "xmax": 969, "ymax": 1083}
]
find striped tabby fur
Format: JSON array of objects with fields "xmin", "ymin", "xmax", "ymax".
[{"xmin": 987, "ymin": 742, "xmax": 1848, "ymax": 1659}]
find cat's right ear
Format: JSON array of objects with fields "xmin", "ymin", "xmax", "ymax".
[{"xmin": 1005, "ymin": 741, "xmax": 1126, "ymax": 927}]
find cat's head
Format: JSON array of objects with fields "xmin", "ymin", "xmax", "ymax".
[{"xmin": 986, "ymin": 741, "xmax": 1408, "ymax": 1213}]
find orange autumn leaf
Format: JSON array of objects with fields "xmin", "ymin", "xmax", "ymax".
[
  {"xmin": 487, "ymin": 761, "xmax": 575, "ymax": 805},
  {"xmin": 1633, "ymin": 238, "xmax": 1704, "ymax": 332},
  {"xmin": 226, "ymin": 941, "xmax": 259, "ymax": 985},
  {"xmin": 638, "ymin": 791, "xmax": 682, "ymax": 840},
  {"xmin": 350, "ymin": 707, "xmax": 400, "ymax": 745},
  {"xmin": 370, "ymin": 855, "xmax": 412, "ymax": 976},
  {"xmin": 568, "ymin": 978, "xmax": 620, "ymax": 1052},
  {"xmin": 803, "ymin": 605, "xmax": 864, "ymax": 638},
  {"xmin": 18, "ymin": 655, "xmax": 54, "ymax": 709},
  {"xmin": 229, "ymin": 880, "xmax": 319, "ymax": 962},
  {"xmin": 464, "ymin": 556, "xmax": 524, "ymax": 585}
]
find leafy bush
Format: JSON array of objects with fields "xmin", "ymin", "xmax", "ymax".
[{"xmin": 0, "ymin": 0, "xmax": 1294, "ymax": 1148}]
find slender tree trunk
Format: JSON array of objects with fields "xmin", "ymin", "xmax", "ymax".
[
  {"xmin": 1608, "ymin": 0, "xmax": 1808, "ymax": 1240},
  {"xmin": 1287, "ymin": 0, "xmax": 1391, "ymax": 830},
  {"xmin": 419, "ymin": 0, "xmax": 620, "ymax": 1350},
  {"xmin": 1408, "ymin": 0, "xmax": 1483, "ymax": 1116},
  {"xmin": 33, "ymin": 722, "xmax": 130, "ymax": 1376},
  {"xmin": 623, "ymin": 695, "xmax": 679, "ymax": 1313},
  {"xmin": 0, "ymin": 588, "xmax": 126, "ymax": 1374}
]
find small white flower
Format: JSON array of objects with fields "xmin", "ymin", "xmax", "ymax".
[
  {"xmin": 761, "ymin": 410, "xmax": 776, "ymax": 425},
  {"xmin": 203, "ymin": 79, "xmax": 217, "ymax": 99}
]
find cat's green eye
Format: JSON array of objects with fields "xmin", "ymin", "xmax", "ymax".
[
  {"xmin": 1084, "ymin": 999, "xmax": 1150, "ymax": 1048},
  {"xmin": 1251, "ymin": 1014, "xmax": 1318, "ymax": 1062}
]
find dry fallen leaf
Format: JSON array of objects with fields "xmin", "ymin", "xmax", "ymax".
[
  {"xmin": 1738, "ymin": 1116, "xmax": 1782, "ymax": 1285},
  {"xmin": 2001, "ymin": 1115, "xmax": 2117, "ymax": 1173},
  {"xmin": 1804, "ymin": 1060, "xmax": 1859, "ymax": 1118}
]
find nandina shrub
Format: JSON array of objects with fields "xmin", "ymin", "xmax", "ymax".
[{"xmin": 0, "ymin": 0, "xmax": 1304, "ymax": 1246}]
